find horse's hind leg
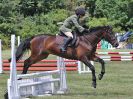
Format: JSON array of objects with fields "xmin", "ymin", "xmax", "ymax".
[
  {"xmin": 81, "ymin": 56, "xmax": 97, "ymax": 88},
  {"xmin": 93, "ymin": 56, "xmax": 105, "ymax": 80},
  {"xmin": 22, "ymin": 54, "xmax": 49, "ymax": 74},
  {"xmin": 22, "ymin": 57, "xmax": 33, "ymax": 74}
]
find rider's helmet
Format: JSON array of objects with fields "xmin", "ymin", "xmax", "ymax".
[{"xmin": 75, "ymin": 7, "xmax": 86, "ymax": 16}]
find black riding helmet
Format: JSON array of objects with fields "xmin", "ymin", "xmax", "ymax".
[{"xmin": 75, "ymin": 7, "xmax": 86, "ymax": 16}]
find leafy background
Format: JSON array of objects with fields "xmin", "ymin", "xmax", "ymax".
[{"xmin": 0, "ymin": 0, "xmax": 133, "ymax": 49}]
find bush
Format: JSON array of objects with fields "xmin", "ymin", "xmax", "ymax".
[
  {"xmin": 0, "ymin": 34, "xmax": 10, "ymax": 49},
  {"xmin": 19, "ymin": 9, "xmax": 69, "ymax": 38}
]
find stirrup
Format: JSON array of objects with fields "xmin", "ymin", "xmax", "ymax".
[{"xmin": 60, "ymin": 47, "xmax": 67, "ymax": 53}]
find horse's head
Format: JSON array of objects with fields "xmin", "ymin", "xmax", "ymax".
[{"xmin": 103, "ymin": 26, "xmax": 119, "ymax": 47}]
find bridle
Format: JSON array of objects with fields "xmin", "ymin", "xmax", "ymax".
[
  {"xmin": 103, "ymin": 27, "xmax": 117, "ymax": 45},
  {"xmin": 95, "ymin": 28, "xmax": 107, "ymax": 44}
]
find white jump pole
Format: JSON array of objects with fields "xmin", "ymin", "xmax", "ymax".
[
  {"xmin": 17, "ymin": 36, "xmax": 20, "ymax": 46},
  {"xmin": 0, "ymin": 39, "xmax": 3, "ymax": 74},
  {"xmin": 8, "ymin": 35, "xmax": 19, "ymax": 99},
  {"xmin": 58, "ymin": 57, "xmax": 67, "ymax": 93}
]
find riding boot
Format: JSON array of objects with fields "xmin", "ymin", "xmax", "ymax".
[{"xmin": 60, "ymin": 37, "xmax": 72, "ymax": 53}]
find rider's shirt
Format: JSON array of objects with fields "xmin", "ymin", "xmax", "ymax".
[{"xmin": 59, "ymin": 15, "xmax": 88, "ymax": 33}]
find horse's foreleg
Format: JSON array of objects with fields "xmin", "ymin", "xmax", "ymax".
[
  {"xmin": 93, "ymin": 56, "xmax": 105, "ymax": 80},
  {"xmin": 81, "ymin": 56, "xmax": 97, "ymax": 88}
]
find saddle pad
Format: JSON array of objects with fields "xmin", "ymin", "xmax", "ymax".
[
  {"xmin": 56, "ymin": 35, "xmax": 65, "ymax": 45},
  {"xmin": 56, "ymin": 35, "xmax": 79, "ymax": 47}
]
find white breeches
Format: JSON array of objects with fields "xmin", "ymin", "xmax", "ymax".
[{"xmin": 64, "ymin": 32, "xmax": 73, "ymax": 38}]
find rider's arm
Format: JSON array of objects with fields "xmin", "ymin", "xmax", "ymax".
[
  {"xmin": 80, "ymin": 13, "xmax": 89, "ymax": 29},
  {"xmin": 71, "ymin": 18, "xmax": 85, "ymax": 33}
]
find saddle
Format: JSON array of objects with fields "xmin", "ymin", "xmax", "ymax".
[{"xmin": 56, "ymin": 32, "xmax": 79, "ymax": 48}]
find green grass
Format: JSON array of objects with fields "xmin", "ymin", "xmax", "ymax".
[{"xmin": 0, "ymin": 61, "xmax": 133, "ymax": 99}]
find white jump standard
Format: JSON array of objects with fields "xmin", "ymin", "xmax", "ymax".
[
  {"xmin": 0, "ymin": 39, "xmax": 3, "ymax": 74},
  {"xmin": 7, "ymin": 35, "xmax": 67, "ymax": 99}
]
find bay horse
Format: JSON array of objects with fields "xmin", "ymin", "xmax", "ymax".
[{"xmin": 14, "ymin": 25, "xmax": 118, "ymax": 88}]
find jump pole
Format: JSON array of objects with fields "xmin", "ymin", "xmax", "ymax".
[
  {"xmin": 0, "ymin": 39, "xmax": 3, "ymax": 74},
  {"xmin": 8, "ymin": 35, "xmax": 19, "ymax": 99},
  {"xmin": 57, "ymin": 57, "xmax": 67, "ymax": 93},
  {"xmin": 17, "ymin": 36, "xmax": 20, "ymax": 46}
]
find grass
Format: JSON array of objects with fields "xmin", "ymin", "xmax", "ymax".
[
  {"xmin": 0, "ymin": 61, "xmax": 133, "ymax": 99},
  {"xmin": 0, "ymin": 49, "xmax": 133, "ymax": 99}
]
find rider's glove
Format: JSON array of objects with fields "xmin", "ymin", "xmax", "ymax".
[
  {"xmin": 83, "ymin": 29, "xmax": 90, "ymax": 33},
  {"xmin": 83, "ymin": 25, "xmax": 89, "ymax": 29}
]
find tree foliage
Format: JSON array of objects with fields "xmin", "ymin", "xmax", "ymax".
[
  {"xmin": 94, "ymin": 0, "xmax": 133, "ymax": 31},
  {"xmin": 0, "ymin": 0, "xmax": 133, "ymax": 48}
]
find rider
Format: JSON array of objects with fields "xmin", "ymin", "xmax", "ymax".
[{"xmin": 59, "ymin": 7, "xmax": 89, "ymax": 53}]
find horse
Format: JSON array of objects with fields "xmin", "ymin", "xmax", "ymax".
[{"xmin": 13, "ymin": 25, "xmax": 118, "ymax": 88}]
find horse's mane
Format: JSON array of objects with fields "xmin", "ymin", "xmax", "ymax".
[
  {"xmin": 38, "ymin": 33, "xmax": 54, "ymax": 36},
  {"xmin": 89, "ymin": 25, "xmax": 109, "ymax": 33},
  {"xmin": 32, "ymin": 33, "xmax": 55, "ymax": 38}
]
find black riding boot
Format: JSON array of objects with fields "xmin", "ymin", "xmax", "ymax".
[{"xmin": 60, "ymin": 37, "xmax": 72, "ymax": 53}]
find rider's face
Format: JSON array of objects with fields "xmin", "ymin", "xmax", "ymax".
[
  {"xmin": 79, "ymin": 14, "xmax": 85, "ymax": 18},
  {"xmin": 80, "ymin": 15, "xmax": 84, "ymax": 18}
]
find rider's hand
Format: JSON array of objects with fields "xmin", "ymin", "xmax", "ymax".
[{"xmin": 83, "ymin": 29, "xmax": 90, "ymax": 33}]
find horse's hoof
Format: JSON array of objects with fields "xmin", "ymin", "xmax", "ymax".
[
  {"xmin": 92, "ymin": 82, "xmax": 97, "ymax": 88},
  {"xmin": 4, "ymin": 91, "xmax": 8, "ymax": 99},
  {"xmin": 98, "ymin": 74, "xmax": 103, "ymax": 80},
  {"xmin": 18, "ymin": 78, "xmax": 22, "ymax": 80}
]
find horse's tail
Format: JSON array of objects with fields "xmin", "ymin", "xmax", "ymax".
[{"xmin": 9, "ymin": 36, "xmax": 34, "ymax": 62}]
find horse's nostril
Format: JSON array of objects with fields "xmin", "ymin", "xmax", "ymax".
[
  {"xmin": 115, "ymin": 43, "xmax": 119, "ymax": 47},
  {"xmin": 113, "ymin": 42, "xmax": 119, "ymax": 47}
]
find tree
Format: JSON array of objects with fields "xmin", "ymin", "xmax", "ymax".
[
  {"xmin": 0, "ymin": 0, "xmax": 19, "ymax": 35},
  {"xmin": 94, "ymin": 0, "xmax": 133, "ymax": 31},
  {"xmin": 18, "ymin": 0, "xmax": 65, "ymax": 17},
  {"xmin": 18, "ymin": 0, "xmax": 39, "ymax": 17}
]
